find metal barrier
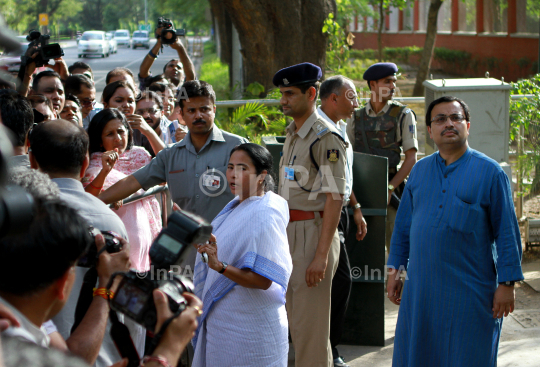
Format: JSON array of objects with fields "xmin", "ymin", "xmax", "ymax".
[
  {"xmin": 215, "ymin": 94, "xmax": 534, "ymax": 109},
  {"xmin": 109, "ymin": 185, "xmax": 170, "ymax": 228}
]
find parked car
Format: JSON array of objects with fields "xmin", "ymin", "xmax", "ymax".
[
  {"xmin": 114, "ymin": 30, "xmax": 131, "ymax": 48},
  {"xmin": 78, "ymin": 31, "xmax": 110, "ymax": 58},
  {"xmin": 106, "ymin": 32, "xmax": 118, "ymax": 54},
  {"xmin": 132, "ymin": 30, "xmax": 150, "ymax": 49}
]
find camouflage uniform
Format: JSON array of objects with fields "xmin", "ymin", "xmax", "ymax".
[{"xmin": 346, "ymin": 100, "xmax": 418, "ymax": 252}]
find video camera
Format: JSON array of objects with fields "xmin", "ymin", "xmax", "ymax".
[
  {"xmin": 25, "ymin": 29, "xmax": 64, "ymax": 68},
  {"xmin": 157, "ymin": 17, "xmax": 185, "ymax": 45},
  {"xmin": 108, "ymin": 209, "xmax": 212, "ymax": 333}
]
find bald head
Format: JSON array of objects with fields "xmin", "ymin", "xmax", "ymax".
[{"xmin": 29, "ymin": 119, "xmax": 89, "ymax": 177}]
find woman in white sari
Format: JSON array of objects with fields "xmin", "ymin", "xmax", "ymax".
[{"xmin": 192, "ymin": 143, "xmax": 292, "ymax": 367}]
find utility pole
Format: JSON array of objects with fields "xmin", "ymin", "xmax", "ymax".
[{"xmin": 145, "ymin": 0, "xmax": 148, "ymax": 27}]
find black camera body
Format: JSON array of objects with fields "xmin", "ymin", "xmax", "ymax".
[
  {"xmin": 157, "ymin": 17, "xmax": 185, "ymax": 45},
  {"xmin": 26, "ymin": 30, "xmax": 64, "ymax": 68},
  {"xmin": 77, "ymin": 228, "xmax": 122, "ymax": 268},
  {"xmin": 112, "ymin": 270, "xmax": 193, "ymax": 333},
  {"xmin": 109, "ymin": 209, "xmax": 212, "ymax": 332}
]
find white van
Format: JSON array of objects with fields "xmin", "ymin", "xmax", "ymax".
[
  {"xmin": 132, "ymin": 31, "xmax": 150, "ymax": 49},
  {"xmin": 78, "ymin": 31, "xmax": 110, "ymax": 58},
  {"xmin": 114, "ymin": 30, "xmax": 131, "ymax": 48}
]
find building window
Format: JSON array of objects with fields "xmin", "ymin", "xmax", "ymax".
[
  {"xmin": 484, "ymin": 0, "xmax": 508, "ymax": 33},
  {"xmin": 517, "ymin": 0, "xmax": 540, "ymax": 34},
  {"xmin": 437, "ymin": 0, "xmax": 452, "ymax": 31},
  {"xmin": 389, "ymin": 6, "xmax": 399, "ymax": 31},
  {"xmin": 418, "ymin": 0, "xmax": 430, "ymax": 31},
  {"xmin": 357, "ymin": 16, "xmax": 365, "ymax": 32},
  {"xmin": 458, "ymin": 0, "xmax": 477, "ymax": 31},
  {"xmin": 403, "ymin": 2, "xmax": 414, "ymax": 31}
]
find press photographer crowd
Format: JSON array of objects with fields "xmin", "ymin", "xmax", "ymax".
[{"xmin": 0, "ymin": 8, "xmax": 526, "ymax": 367}]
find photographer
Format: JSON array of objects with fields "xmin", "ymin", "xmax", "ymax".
[
  {"xmin": 138, "ymin": 24, "xmax": 196, "ymax": 92},
  {"xmin": 17, "ymin": 39, "xmax": 68, "ymax": 97},
  {"xmin": 0, "ymin": 199, "xmax": 202, "ymax": 367},
  {"xmin": 24, "ymin": 70, "xmax": 65, "ymax": 118},
  {"xmin": 0, "ymin": 200, "xmax": 114, "ymax": 349},
  {"xmin": 28, "ymin": 119, "xmax": 146, "ymax": 366}
]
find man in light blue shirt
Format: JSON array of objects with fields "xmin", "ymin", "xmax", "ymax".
[{"xmin": 319, "ymin": 75, "xmax": 367, "ymax": 367}]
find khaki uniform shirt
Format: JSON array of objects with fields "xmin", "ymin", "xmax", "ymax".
[
  {"xmin": 278, "ymin": 110, "xmax": 347, "ymax": 212},
  {"xmin": 346, "ymin": 99, "xmax": 418, "ymax": 153}
]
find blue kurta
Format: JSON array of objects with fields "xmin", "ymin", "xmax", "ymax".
[{"xmin": 387, "ymin": 147, "xmax": 524, "ymax": 367}]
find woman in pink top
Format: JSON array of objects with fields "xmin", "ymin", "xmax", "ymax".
[{"xmin": 83, "ymin": 108, "xmax": 161, "ymax": 271}]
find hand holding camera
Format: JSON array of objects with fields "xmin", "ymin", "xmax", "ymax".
[
  {"xmin": 108, "ymin": 209, "xmax": 211, "ymax": 332},
  {"xmin": 95, "ymin": 232, "xmax": 131, "ymax": 292},
  {"xmin": 156, "ymin": 17, "xmax": 185, "ymax": 46},
  {"xmin": 151, "ymin": 290, "xmax": 202, "ymax": 364}
]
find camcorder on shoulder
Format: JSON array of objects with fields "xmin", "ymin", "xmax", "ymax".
[
  {"xmin": 157, "ymin": 17, "xmax": 185, "ymax": 45},
  {"xmin": 25, "ymin": 30, "xmax": 64, "ymax": 68},
  {"xmin": 108, "ymin": 209, "xmax": 212, "ymax": 333}
]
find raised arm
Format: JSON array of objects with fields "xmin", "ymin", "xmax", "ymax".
[
  {"xmin": 66, "ymin": 234, "xmax": 131, "ymax": 364},
  {"xmin": 140, "ymin": 38, "xmax": 162, "ymax": 79},
  {"xmin": 171, "ymin": 38, "xmax": 196, "ymax": 81}
]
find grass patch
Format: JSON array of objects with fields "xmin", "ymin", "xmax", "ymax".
[{"xmin": 199, "ymin": 41, "xmax": 230, "ymax": 101}]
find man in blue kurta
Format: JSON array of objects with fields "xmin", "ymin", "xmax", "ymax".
[{"xmin": 386, "ymin": 96, "xmax": 524, "ymax": 367}]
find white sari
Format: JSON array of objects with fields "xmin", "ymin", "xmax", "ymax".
[{"xmin": 192, "ymin": 191, "xmax": 292, "ymax": 367}]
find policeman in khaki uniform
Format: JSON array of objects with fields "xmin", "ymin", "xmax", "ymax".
[
  {"xmin": 275, "ymin": 63, "xmax": 347, "ymax": 367},
  {"xmin": 346, "ymin": 63, "xmax": 418, "ymax": 253}
]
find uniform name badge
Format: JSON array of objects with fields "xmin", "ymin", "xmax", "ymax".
[
  {"xmin": 284, "ymin": 166, "xmax": 295, "ymax": 181},
  {"xmin": 202, "ymin": 168, "xmax": 221, "ymax": 188}
]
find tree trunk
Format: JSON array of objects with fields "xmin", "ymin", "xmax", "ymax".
[
  {"xmin": 378, "ymin": 0, "xmax": 384, "ymax": 62},
  {"xmin": 208, "ymin": 0, "xmax": 233, "ymax": 67},
  {"xmin": 412, "ymin": 0, "xmax": 443, "ymax": 96},
  {"xmin": 209, "ymin": 0, "xmax": 336, "ymax": 93}
]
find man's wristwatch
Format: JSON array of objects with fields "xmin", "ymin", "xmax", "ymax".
[
  {"xmin": 499, "ymin": 281, "xmax": 515, "ymax": 286},
  {"xmin": 352, "ymin": 203, "xmax": 361, "ymax": 210},
  {"xmin": 388, "ymin": 184, "xmax": 395, "ymax": 191},
  {"xmin": 218, "ymin": 261, "xmax": 228, "ymax": 274}
]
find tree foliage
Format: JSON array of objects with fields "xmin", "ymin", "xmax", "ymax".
[
  {"xmin": 153, "ymin": 0, "xmax": 211, "ymax": 34},
  {"xmin": 510, "ymin": 74, "xmax": 540, "ymax": 198},
  {"xmin": 0, "ymin": 0, "xmax": 82, "ymax": 34}
]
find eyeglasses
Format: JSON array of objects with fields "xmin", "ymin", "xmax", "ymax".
[
  {"xmin": 135, "ymin": 108, "xmax": 160, "ymax": 115},
  {"xmin": 81, "ymin": 99, "xmax": 96, "ymax": 108},
  {"xmin": 431, "ymin": 114, "xmax": 466, "ymax": 125}
]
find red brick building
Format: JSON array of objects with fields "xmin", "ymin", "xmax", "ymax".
[{"xmin": 350, "ymin": 0, "xmax": 539, "ymax": 81}]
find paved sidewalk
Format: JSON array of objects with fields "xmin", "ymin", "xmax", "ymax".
[{"xmin": 289, "ymin": 260, "xmax": 540, "ymax": 367}]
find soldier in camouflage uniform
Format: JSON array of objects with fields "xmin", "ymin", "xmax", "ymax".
[{"xmin": 346, "ymin": 62, "xmax": 418, "ymax": 253}]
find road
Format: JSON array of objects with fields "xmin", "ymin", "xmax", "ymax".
[{"xmin": 61, "ymin": 38, "xmax": 205, "ymax": 98}]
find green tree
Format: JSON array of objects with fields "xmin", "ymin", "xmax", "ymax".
[
  {"xmin": 0, "ymin": 0, "xmax": 82, "ymax": 34},
  {"xmin": 371, "ymin": 0, "xmax": 408, "ymax": 61},
  {"xmin": 412, "ymin": 0, "xmax": 443, "ymax": 96},
  {"xmin": 154, "ymin": 0, "xmax": 211, "ymax": 34}
]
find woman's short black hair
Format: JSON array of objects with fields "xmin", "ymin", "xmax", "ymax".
[
  {"xmin": 229, "ymin": 143, "xmax": 275, "ymax": 192},
  {"xmin": 87, "ymin": 108, "xmax": 133, "ymax": 154},
  {"xmin": 102, "ymin": 80, "xmax": 136, "ymax": 105}
]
